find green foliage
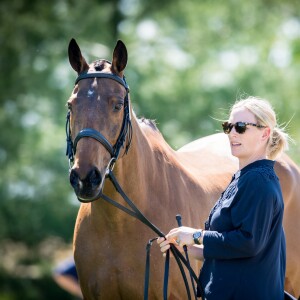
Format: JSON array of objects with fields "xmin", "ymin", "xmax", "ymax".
[
  {"xmin": 122, "ymin": 0, "xmax": 300, "ymax": 149},
  {"xmin": 0, "ymin": 0, "xmax": 300, "ymax": 298},
  {"xmin": 0, "ymin": 272, "xmax": 75, "ymax": 300}
]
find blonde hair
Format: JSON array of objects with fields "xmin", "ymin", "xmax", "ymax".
[{"xmin": 230, "ymin": 96, "xmax": 289, "ymax": 160}]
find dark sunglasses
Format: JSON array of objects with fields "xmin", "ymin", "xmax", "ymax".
[{"xmin": 222, "ymin": 121, "xmax": 266, "ymax": 134}]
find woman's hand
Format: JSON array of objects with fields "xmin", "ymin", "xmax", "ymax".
[
  {"xmin": 157, "ymin": 226, "xmax": 198, "ymax": 253},
  {"xmin": 157, "ymin": 237, "xmax": 173, "ymax": 253}
]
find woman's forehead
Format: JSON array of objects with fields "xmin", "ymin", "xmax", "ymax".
[{"xmin": 229, "ymin": 107, "xmax": 256, "ymax": 122}]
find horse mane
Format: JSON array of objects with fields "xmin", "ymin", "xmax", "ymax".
[{"xmin": 138, "ymin": 117, "xmax": 158, "ymax": 131}]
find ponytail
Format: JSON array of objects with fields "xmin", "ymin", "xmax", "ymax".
[{"xmin": 267, "ymin": 127, "xmax": 289, "ymax": 160}]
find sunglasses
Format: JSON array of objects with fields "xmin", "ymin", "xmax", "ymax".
[{"xmin": 222, "ymin": 121, "xmax": 266, "ymax": 134}]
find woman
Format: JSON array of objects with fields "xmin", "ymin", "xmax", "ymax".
[{"xmin": 158, "ymin": 97, "xmax": 289, "ymax": 300}]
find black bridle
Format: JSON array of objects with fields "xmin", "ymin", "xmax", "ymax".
[
  {"xmin": 65, "ymin": 71, "xmax": 132, "ymax": 171},
  {"xmin": 65, "ymin": 70, "xmax": 202, "ymax": 299}
]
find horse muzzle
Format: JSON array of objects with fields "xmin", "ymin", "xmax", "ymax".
[{"xmin": 69, "ymin": 167, "xmax": 104, "ymax": 202}]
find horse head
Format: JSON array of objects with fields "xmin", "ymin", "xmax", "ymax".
[{"xmin": 66, "ymin": 38, "xmax": 132, "ymax": 202}]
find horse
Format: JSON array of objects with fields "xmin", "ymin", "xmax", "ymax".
[{"xmin": 66, "ymin": 38, "xmax": 300, "ymax": 299}]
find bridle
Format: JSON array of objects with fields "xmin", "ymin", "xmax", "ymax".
[
  {"xmin": 65, "ymin": 70, "xmax": 202, "ymax": 299},
  {"xmin": 65, "ymin": 70, "xmax": 132, "ymax": 199}
]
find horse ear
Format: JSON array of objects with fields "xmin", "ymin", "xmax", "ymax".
[
  {"xmin": 68, "ymin": 38, "xmax": 89, "ymax": 74},
  {"xmin": 112, "ymin": 40, "xmax": 128, "ymax": 76}
]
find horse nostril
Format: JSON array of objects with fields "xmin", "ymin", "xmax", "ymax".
[
  {"xmin": 88, "ymin": 168, "xmax": 102, "ymax": 187},
  {"xmin": 70, "ymin": 169, "xmax": 79, "ymax": 189},
  {"xmin": 69, "ymin": 168, "xmax": 102, "ymax": 195}
]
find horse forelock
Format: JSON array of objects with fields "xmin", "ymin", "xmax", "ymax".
[{"xmin": 92, "ymin": 59, "xmax": 111, "ymax": 72}]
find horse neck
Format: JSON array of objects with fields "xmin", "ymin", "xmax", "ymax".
[
  {"xmin": 102, "ymin": 116, "xmax": 176, "ymax": 207},
  {"xmin": 87, "ymin": 117, "xmax": 161, "ymax": 226},
  {"xmin": 120, "ymin": 117, "xmax": 174, "ymax": 177},
  {"xmin": 92, "ymin": 115, "xmax": 207, "ymax": 231}
]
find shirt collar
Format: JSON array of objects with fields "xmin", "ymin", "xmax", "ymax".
[{"xmin": 233, "ymin": 159, "xmax": 274, "ymax": 180}]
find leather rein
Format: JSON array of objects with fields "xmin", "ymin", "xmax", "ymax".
[{"xmin": 65, "ymin": 71, "xmax": 201, "ymax": 299}]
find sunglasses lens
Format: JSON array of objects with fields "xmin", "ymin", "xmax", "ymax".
[
  {"xmin": 235, "ymin": 122, "xmax": 247, "ymax": 134},
  {"xmin": 222, "ymin": 122, "xmax": 248, "ymax": 134},
  {"xmin": 222, "ymin": 122, "xmax": 232, "ymax": 134}
]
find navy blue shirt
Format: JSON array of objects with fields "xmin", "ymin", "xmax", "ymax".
[{"xmin": 199, "ymin": 159, "xmax": 286, "ymax": 300}]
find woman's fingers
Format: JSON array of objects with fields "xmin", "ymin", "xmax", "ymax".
[
  {"xmin": 157, "ymin": 237, "xmax": 165, "ymax": 244},
  {"xmin": 159, "ymin": 239, "xmax": 170, "ymax": 248},
  {"xmin": 158, "ymin": 237, "xmax": 182, "ymax": 253},
  {"xmin": 157, "ymin": 238, "xmax": 173, "ymax": 253},
  {"xmin": 160, "ymin": 243, "xmax": 170, "ymax": 253}
]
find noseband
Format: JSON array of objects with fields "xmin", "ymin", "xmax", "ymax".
[{"xmin": 65, "ymin": 71, "xmax": 132, "ymax": 170}]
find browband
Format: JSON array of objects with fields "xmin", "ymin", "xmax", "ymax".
[{"xmin": 75, "ymin": 72, "xmax": 129, "ymax": 91}]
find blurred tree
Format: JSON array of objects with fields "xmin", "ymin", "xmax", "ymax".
[
  {"xmin": 0, "ymin": 0, "xmax": 299, "ymax": 298},
  {"xmin": 0, "ymin": 0, "xmax": 126, "ymax": 298},
  {"xmin": 119, "ymin": 0, "xmax": 300, "ymax": 150}
]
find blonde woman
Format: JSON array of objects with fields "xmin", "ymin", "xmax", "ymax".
[{"xmin": 158, "ymin": 97, "xmax": 289, "ymax": 300}]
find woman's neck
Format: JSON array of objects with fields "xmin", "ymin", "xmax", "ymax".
[{"xmin": 239, "ymin": 154, "xmax": 267, "ymax": 170}]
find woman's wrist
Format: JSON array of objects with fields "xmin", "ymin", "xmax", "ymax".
[{"xmin": 192, "ymin": 229, "xmax": 205, "ymax": 245}]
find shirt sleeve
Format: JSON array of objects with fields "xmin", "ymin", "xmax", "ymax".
[{"xmin": 203, "ymin": 172, "xmax": 276, "ymax": 260}]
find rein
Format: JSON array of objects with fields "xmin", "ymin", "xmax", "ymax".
[
  {"xmin": 66, "ymin": 71, "xmax": 202, "ymax": 299},
  {"xmin": 104, "ymin": 169, "xmax": 200, "ymax": 300}
]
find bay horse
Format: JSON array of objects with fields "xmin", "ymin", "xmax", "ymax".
[{"xmin": 66, "ymin": 38, "xmax": 300, "ymax": 299}]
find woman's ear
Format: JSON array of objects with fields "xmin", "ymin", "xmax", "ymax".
[{"xmin": 262, "ymin": 127, "xmax": 271, "ymax": 141}]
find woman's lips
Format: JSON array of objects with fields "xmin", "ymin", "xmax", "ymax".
[{"xmin": 231, "ymin": 142, "xmax": 241, "ymax": 146}]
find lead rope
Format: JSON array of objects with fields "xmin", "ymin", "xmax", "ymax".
[
  {"xmin": 102, "ymin": 169, "xmax": 201, "ymax": 300},
  {"xmin": 144, "ymin": 215, "xmax": 199, "ymax": 300},
  {"xmin": 176, "ymin": 215, "xmax": 198, "ymax": 300},
  {"xmin": 144, "ymin": 237, "xmax": 171, "ymax": 300}
]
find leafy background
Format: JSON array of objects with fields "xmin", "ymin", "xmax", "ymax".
[{"xmin": 0, "ymin": 0, "xmax": 300, "ymax": 298}]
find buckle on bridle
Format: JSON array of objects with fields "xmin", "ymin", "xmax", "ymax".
[{"xmin": 106, "ymin": 157, "xmax": 117, "ymax": 175}]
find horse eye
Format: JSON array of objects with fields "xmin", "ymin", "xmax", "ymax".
[{"xmin": 113, "ymin": 103, "xmax": 123, "ymax": 111}]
